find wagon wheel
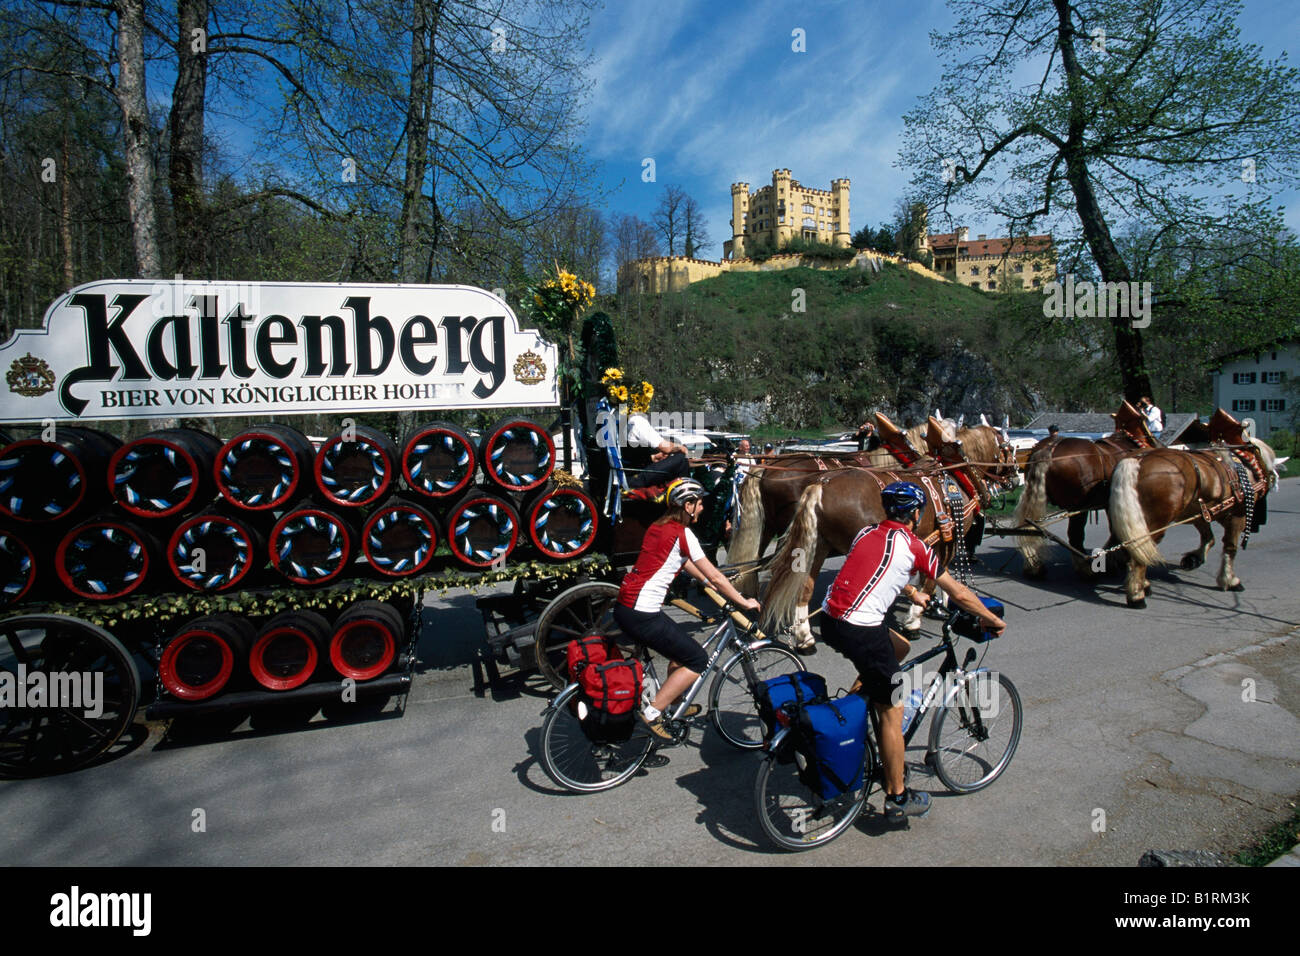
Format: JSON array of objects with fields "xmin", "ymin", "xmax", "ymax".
[
  {"xmin": 0, "ymin": 614, "xmax": 140, "ymax": 779},
  {"xmin": 533, "ymin": 582, "xmax": 622, "ymax": 690}
]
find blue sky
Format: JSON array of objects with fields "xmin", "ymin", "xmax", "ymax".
[{"xmin": 581, "ymin": 0, "xmax": 1300, "ymax": 260}]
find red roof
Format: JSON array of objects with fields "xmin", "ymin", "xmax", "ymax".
[{"xmin": 930, "ymin": 232, "xmax": 1053, "ymax": 257}]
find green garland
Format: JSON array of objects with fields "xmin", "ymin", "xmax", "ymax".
[{"xmin": 3, "ymin": 555, "xmax": 613, "ymax": 629}]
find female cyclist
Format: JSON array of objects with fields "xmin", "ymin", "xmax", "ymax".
[{"xmin": 613, "ymin": 477, "xmax": 761, "ymax": 741}]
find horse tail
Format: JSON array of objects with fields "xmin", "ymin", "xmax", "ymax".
[
  {"xmin": 1013, "ymin": 449, "xmax": 1050, "ymax": 570},
  {"xmin": 731, "ymin": 468, "xmax": 766, "ymax": 595},
  {"xmin": 760, "ymin": 481, "xmax": 823, "ymax": 634},
  {"xmin": 1109, "ymin": 458, "xmax": 1164, "ymax": 567}
]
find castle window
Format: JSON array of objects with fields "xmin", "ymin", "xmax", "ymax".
[
  {"xmin": 987, "ymin": 266, "xmax": 997, "ymax": 275},
  {"xmin": 987, "ymin": 281, "xmax": 996, "ymax": 290},
  {"xmin": 803, "ymin": 218, "xmax": 816, "ymax": 228},
  {"xmin": 1014, "ymin": 263, "xmax": 1023, "ymax": 272},
  {"xmin": 803, "ymin": 204, "xmax": 814, "ymax": 215}
]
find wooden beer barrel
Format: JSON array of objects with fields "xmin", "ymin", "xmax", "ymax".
[
  {"xmin": 479, "ymin": 417, "xmax": 554, "ymax": 493},
  {"xmin": 328, "ymin": 601, "xmax": 406, "ymax": 681},
  {"xmin": 314, "ymin": 424, "xmax": 399, "ymax": 508},
  {"xmin": 445, "ymin": 488, "xmax": 520, "ymax": 569},
  {"xmin": 214, "ymin": 423, "xmax": 315, "ymax": 512},
  {"xmin": 523, "ymin": 485, "xmax": 599, "ymax": 560},
  {"xmin": 54, "ymin": 512, "xmax": 160, "ymax": 600},
  {"xmin": 361, "ymin": 496, "xmax": 439, "ymax": 578},
  {"xmin": 400, "ymin": 421, "xmax": 477, "ymax": 500},
  {"xmin": 158, "ymin": 615, "xmax": 255, "ymax": 701},
  {"xmin": 0, "ymin": 427, "xmax": 121, "ymax": 523},
  {"xmin": 109, "ymin": 428, "xmax": 222, "ymax": 518},
  {"xmin": 269, "ymin": 504, "xmax": 357, "ymax": 585},
  {"xmin": 166, "ymin": 508, "xmax": 267, "ymax": 592},
  {"xmin": 248, "ymin": 610, "xmax": 330, "ymax": 691}
]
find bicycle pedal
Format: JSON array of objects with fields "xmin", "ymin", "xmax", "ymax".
[{"xmin": 642, "ymin": 753, "xmax": 671, "ymax": 769}]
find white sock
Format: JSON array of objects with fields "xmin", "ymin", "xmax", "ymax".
[{"xmin": 643, "ymin": 705, "xmax": 662, "ymax": 721}]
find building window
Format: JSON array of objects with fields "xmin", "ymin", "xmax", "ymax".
[
  {"xmin": 971, "ymin": 282, "xmax": 980, "ymax": 288},
  {"xmin": 987, "ymin": 281, "xmax": 996, "ymax": 290},
  {"xmin": 1264, "ymin": 371, "xmax": 1285, "ymax": 384},
  {"xmin": 1232, "ymin": 399, "xmax": 1256, "ymax": 412},
  {"xmin": 987, "ymin": 266, "xmax": 997, "ymax": 275},
  {"xmin": 1264, "ymin": 399, "xmax": 1286, "ymax": 411},
  {"xmin": 803, "ymin": 218, "xmax": 816, "ymax": 228},
  {"xmin": 1233, "ymin": 372, "xmax": 1257, "ymax": 384},
  {"xmin": 1014, "ymin": 263, "xmax": 1023, "ymax": 272},
  {"xmin": 1032, "ymin": 277, "xmax": 1042, "ymax": 287},
  {"xmin": 803, "ymin": 204, "xmax": 814, "ymax": 215}
]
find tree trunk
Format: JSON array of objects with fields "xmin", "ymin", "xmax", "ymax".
[
  {"xmin": 398, "ymin": 0, "xmax": 440, "ymax": 283},
  {"xmin": 116, "ymin": 0, "xmax": 162, "ymax": 278},
  {"xmin": 1055, "ymin": 0, "xmax": 1151, "ymax": 401},
  {"xmin": 60, "ymin": 135, "xmax": 75, "ymax": 289},
  {"xmin": 170, "ymin": 0, "xmax": 209, "ymax": 276}
]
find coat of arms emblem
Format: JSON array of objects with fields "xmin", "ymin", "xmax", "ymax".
[
  {"xmin": 513, "ymin": 350, "xmax": 547, "ymax": 386},
  {"xmin": 6, "ymin": 353, "xmax": 55, "ymax": 398}
]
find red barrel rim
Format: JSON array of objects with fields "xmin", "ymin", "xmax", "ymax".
[
  {"xmin": 313, "ymin": 433, "xmax": 394, "ymax": 507},
  {"xmin": 329, "ymin": 618, "xmax": 398, "ymax": 681},
  {"xmin": 269, "ymin": 508, "xmax": 353, "ymax": 585},
  {"xmin": 248, "ymin": 627, "xmax": 319, "ymax": 690},
  {"xmin": 108, "ymin": 436, "xmax": 203, "ymax": 518},
  {"xmin": 401, "ymin": 425, "xmax": 476, "ymax": 499},
  {"xmin": 527, "ymin": 487, "xmax": 598, "ymax": 560},
  {"xmin": 0, "ymin": 437, "xmax": 92, "ymax": 523},
  {"xmin": 214, "ymin": 430, "xmax": 305, "ymax": 511},
  {"xmin": 481, "ymin": 420, "xmax": 555, "ymax": 493},
  {"xmin": 159, "ymin": 629, "xmax": 236, "ymax": 701},
  {"xmin": 54, "ymin": 520, "xmax": 151, "ymax": 600},
  {"xmin": 0, "ymin": 532, "xmax": 36, "ymax": 607},
  {"xmin": 166, "ymin": 515, "xmax": 258, "ymax": 592},
  {"xmin": 360, "ymin": 504, "xmax": 437, "ymax": 577},
  {"xmin": 446, "ymin": 494, "xmax": 519, "ymax": 568}
]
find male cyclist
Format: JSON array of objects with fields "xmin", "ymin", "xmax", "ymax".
[{"xmin": 819, "ymin": 481, "xmax": 1006, "ymax": 820}]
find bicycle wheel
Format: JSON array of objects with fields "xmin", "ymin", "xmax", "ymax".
[
  {"xmin": 927, "ymin": 670, "xmax": 1021, "ymax": 793},
  {"xmin": 533, "ymin": 582, "xmax": 621, "ymax": 690},
  {"xmin": 539, "ymin": 684, "xmax": 654, "ymax": 792},
  {"xmin": 754, "ymin": 742, "xmax": 870, "ymax": 850},
  {"xmin": 709, "ymin": 643, "xmax": 805, "ymax": 749}
]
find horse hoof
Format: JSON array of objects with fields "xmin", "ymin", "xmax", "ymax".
[
  {"xmin": 1022, "ymin": 566, "xmax": 1046, "ymax": 580},
  {"xmin": 1180, "ymin": 556, "xmax": 1200, "ymax": 570},
  {"xmin": 1229, "ymin": 582, "xmax": 1244, "ymax": 592},
  {"xmin": 1144, "ymin": 582, "xmax": 1152, "ymax": 594},
  {"xmin": 793, "ymin": 642, "xmax": 818, "ymax": 657},
  {"xmin": 1127, "ymin": 597, "xmax": 1147, "ymax": 609}
]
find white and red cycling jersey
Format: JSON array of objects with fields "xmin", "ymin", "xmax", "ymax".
[
  {"xmin": 822, "ymin": 520, "xmax": 941, "ymax": 626},
  {"xmin": 618, "ymin": 521, "xmax": 705, "ymax": 612}
]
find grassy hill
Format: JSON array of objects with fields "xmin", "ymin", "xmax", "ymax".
[{"xmin": 609, "ymin": 259, "xmax": 1110, "ymax": 431}]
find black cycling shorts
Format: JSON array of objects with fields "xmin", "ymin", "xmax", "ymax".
[
  {"xmin": 819, "ymin": 615, "xmax": 902, "ymax": 707},
  {"xmin": 612, "ymin": 604, "xmax": 708, "ymax": 673}
]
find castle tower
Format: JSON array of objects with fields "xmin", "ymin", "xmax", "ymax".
[
  {"xmin": 772, "ymin": 169, "xmax": 793, "ymax": 246},
  {"xmin": 729, "ymin": 182, "xmax": 749, "ymax": 259},
  {"xmin": 832, "ymin": 178, "xmax": 851, "ymax": 247}
]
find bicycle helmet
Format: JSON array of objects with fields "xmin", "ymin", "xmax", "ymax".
[
  {"xmin": 881, "ymin": 481, "xmax": 927, "ymax": 521},
  {"xmin": 666, "ymin": 477, "xmax": 706, "ymax": 506}
]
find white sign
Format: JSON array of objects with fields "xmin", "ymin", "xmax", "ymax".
[{"xmin": 0, "ymin": 279, "xmax": 558, "ymax": 423}]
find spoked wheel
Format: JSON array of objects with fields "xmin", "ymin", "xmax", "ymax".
[
  {"xmin": 0, "ymin": 615, "xmax": 141, "ymax": 779},
  {"xmin": 754, "ymin": 740, "xmax": 872, "ymax": 851},
  {"xmin": 927, "ymin": 670, "xmax": 1022, "ymax": 793},
  {"xmin": 709, "ymin": 643, "xmax": 805, "ymax": 749},
  {"xmin": 538, "ymin": 684, "xmax": 654, "ymax": 792},
  {"xmin": 533, "ymin": 582, "xmax": 621, "ymax": 689}
]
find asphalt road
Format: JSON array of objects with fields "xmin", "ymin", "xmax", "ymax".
[{"xmin": 1, "ymin": 481, "xmax": 1298, "ymax": 867}]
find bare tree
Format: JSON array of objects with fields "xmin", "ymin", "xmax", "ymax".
[
  {"xmin": 610, "ymin": 212, "xmax": 659, "ymax": 272},
  {"xmin": 653, "ymin": 184, "xmax": 688, "ymax": 256},
  {"xmin": 682, "ymin": 192, "xmax": 710, "ymax": 259}
]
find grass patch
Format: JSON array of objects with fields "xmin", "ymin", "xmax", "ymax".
[{"xmin": 1234, "ymin": 798, "xmax": 1300, "ymax": 866}]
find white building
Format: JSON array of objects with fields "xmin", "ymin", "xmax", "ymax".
[{"xmin": 1211, "ymin": 339, "xmax": 1298, "ymax": 438}]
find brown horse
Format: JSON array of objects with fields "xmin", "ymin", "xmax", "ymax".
[
  {"xmin": 1107, "ymin": 436, "xmax": 1276, "ymax": 607},
  {"xmin": 1013, "ymin": 401, "xmax": 1156, "ymax": 578},
  {"xmin": 758, "ymin": 466, "xmax": 981, "ymax": 637}
]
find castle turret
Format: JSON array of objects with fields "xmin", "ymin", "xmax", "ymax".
[
  {"xmin": 832, "ymin": 178, "xmax": 851, "ymax": 247},
  {"xmin": 729, "ymin": 182, "xmax": 749, "ymax": 259},
  {"xmin": 772, "ymin": 169, "xmax": 793, "ymax": 246}
]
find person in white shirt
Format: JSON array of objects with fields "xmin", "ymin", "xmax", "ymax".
[
  {"xmin": 626, "ymin": 413, "xmax": 690, "ymax": 488},
  {"xmin": 1140, "ymin": 396, "xmax": 1163, "ymax": 437}
]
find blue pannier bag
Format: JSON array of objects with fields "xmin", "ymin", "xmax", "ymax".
[
  {"xmin": 795, "ymin": 693, "xmax": 869, "ymax": 799},
  {"xmin": 756, "ymin": 671, "xmax": 828, "ymax": 740}
]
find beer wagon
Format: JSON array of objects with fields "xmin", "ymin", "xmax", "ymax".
[{"xmin": 0, "ymin": 279, "xmax": 708, "ymax": 778}]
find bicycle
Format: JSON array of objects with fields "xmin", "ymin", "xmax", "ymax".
[
  {"xmin": 538, "ymin": 586, "xmax": 805, "ymax": 792},
  {"xmin": 754, "ymin": 606, "xmax": 1022, "ymax": 849}
]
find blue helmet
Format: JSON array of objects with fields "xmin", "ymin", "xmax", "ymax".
[{"xmin": 881, "ymin": 481, "xmax": 927, "ymax": 521}]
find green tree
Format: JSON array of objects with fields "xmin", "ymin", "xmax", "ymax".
[{"xmin": 901, "ymin": 0, "xmax": 1300, "ymax": 401}]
